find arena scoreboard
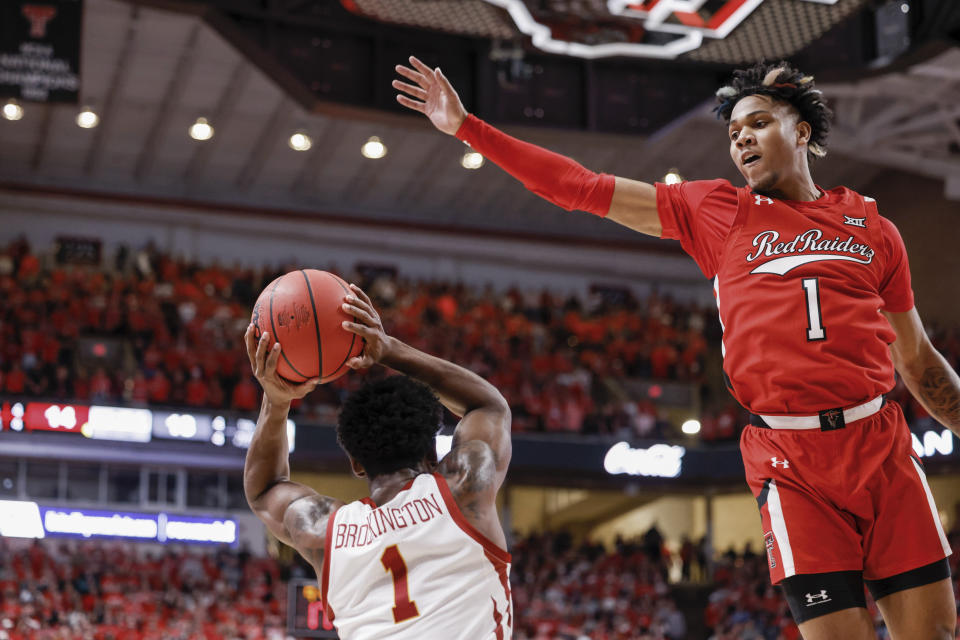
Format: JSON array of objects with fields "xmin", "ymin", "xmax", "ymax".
[
  {"xmin": 0, "ymin": 399, "xmax": 295, "ymax": 451},
  {"xmin": 287, "ymin": 578, "xmax": 338, "ymax": 638}
]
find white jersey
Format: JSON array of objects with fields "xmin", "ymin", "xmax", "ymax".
[{"xmin": 321, "ymin": 473, "xmax": 512, "ymax": 640}]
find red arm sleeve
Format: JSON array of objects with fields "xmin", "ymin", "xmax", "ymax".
[
  {"xmin": 656, "ymin": 179, "xmax": 739, "ymax": 278},
  {"xmin": 455, "ymin": 115, "xmax": 616, "ymax": 216},
  {"xmin": 878, "ymin": 216, "xmax": 914, "ymax": 312}
]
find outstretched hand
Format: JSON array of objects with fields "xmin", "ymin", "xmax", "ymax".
[
  {"xmin": 393, "ymin": 56, "xmax": 468, "ymax": 136},
  {"xmin": 244, "ymin": 325, "xmax": 319, "ymax": 406},
  {"xmin": 341, "ymin": 284, "xmax": 392, "ymax": 369}
]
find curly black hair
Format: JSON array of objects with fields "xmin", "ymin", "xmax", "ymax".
[
  {"xmin": 714, "ymin": 61, "xmax": 833, "ymax": 159},
  {"xmin": 337, "ymin": 375, "xmax": 443, "ymax": 478}
]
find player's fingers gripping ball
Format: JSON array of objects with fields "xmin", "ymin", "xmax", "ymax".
[{"xmin": 251, "ymin": 269, "xmax": 364, "ymax": 383}]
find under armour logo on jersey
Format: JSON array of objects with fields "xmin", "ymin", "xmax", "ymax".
[
  {"xmin": 754, "ymin": 195, "xmax": 774, "ymax": 206},
  {"xmin": 770, "ymin": 457, "xmax": 789, "ymax": 469},
  {"xmin": 805, "ymin": 590, "xmax": 832, "ymax": 606},
  {"xmin": 843, "ymin": 216, "xmax": 867, "ymax": 228}
]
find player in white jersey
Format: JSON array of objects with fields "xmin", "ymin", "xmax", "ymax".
[{"xmin": 242, "ymin": 283, "xmax": 513, "ymax": 639}]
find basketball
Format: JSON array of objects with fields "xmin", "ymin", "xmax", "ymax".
[{"xmin": 250, "ymin": 269, "xmax": 364, "ymax": 383}]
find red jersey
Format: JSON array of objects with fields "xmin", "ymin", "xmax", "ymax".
[{"xmin": 657, "ymin": 179, "xmax": 914, "ymax": 415}]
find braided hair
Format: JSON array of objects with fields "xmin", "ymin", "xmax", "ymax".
[{"xmin": 714, "ymin": 61, "xmax": 832, "ymax": 159}]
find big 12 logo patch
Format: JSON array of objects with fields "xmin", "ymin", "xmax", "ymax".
[{"xmin": 485, "ymin": 0, "xmax": 840, "ymax": 59}]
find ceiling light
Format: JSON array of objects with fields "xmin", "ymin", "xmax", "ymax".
[
  {"xmin": 361, "ymin": 136, "xmax": 386, "ymax": 159},
  {"xmin": 900, "ymin": 3, "xmax": 909, "ymax": 13},
  {"xmin": 189, "ymin": 117, "xmax": 214, "ymax": 141},
  {"xmin": 2, "ymin": 100, "xmax": 24, "ymax": 121},
  {"xmin": 461, "ymin": 150, "xmax": 484, "ymax": 170},
  {"xmin": 681, "ymin": 419, "xmax": 701, "ymax": 435},
  {"xmin": 288, "ymin": 131, "xmax": 312, "ymax": 151},
  {"xmin": 76, "ymin": 107, "xmax": 99, "ymax": 129},
  {"xmin": 663, "ymin": 169, "xmax": 684, "ymax": 185}
]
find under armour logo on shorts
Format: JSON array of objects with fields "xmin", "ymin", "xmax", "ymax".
[{"xmin": 805, "ymin": 590, "xmax": 832, "ymax": 606}]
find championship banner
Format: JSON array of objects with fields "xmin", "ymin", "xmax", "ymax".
[{"xmin": 0, "ymin": 0, "xmax": 83, "ymax": 103}]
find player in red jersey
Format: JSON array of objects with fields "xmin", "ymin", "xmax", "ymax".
[{"xmin": 394, "ymin": 57, "xmax": 960, "ymax": 638}]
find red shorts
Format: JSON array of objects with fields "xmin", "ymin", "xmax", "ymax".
[{"xmin": 741, "ymin": 400, "xmax": 951, "ymax": 584}]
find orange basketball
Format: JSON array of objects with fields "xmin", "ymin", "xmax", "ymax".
[{"xmin": 251, "ymin": 270, "xmax": 363, "ymax": 383}]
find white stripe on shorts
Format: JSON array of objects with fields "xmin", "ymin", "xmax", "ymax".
[
  {"xmin": 767, "ymin": 480, "xmax": 796, "ymax": 578},
  {"xmin": 909, "ymin": 457, "xmax": 952, "ymax": 557}
]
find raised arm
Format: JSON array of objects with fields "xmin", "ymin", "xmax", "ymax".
[
  {"xmin": 341, "ymin": 284, "xmax": 512, "ymax": 486},
  {"xmin": 883, "ymin": 308, "xmax": 960, "ymax": 436},
  {"xmin": 341, "ymin": 285, "xmax": 510, "ymax": 548},
  {"xmin": 393, "ymin": 56, "xmax": 662, "ymax": 237},
  {"xmin": 242, "ymin": 325, "xmax": 343, "ymax": 571}
]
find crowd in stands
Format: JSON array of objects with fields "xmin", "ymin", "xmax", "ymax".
[
  {"xmin": 510, "ymin": 530, "xmax": 687, "ymax": 640},
  {"xmin": 703, "ymin": 552, "xmax": 799, "ymax": 640},
  {"xmin": 0, "ymin": 237, "xmax": 717, "ymax": 438},
  {"xmin": 0, "ymin": 539, "xmax": 285, "ymax": 640},
  {"xmin": 3, "ymin": 236, "xmax": 959, "ymax": 442},
  {"xmin": 3, "ymin": 517, "xmax": 958, "ymax": 639}
]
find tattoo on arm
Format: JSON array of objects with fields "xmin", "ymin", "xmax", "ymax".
[
  {"xmin": 455, "ymin": 465, "xmax": 486, "ymax": 522},
  {"xmin": 919, "ymin": 364, "xmax": 960, "ymax": 430},
  {"xmin": 445, "ymin": 441, "xmax": 496, "ymax": 522},
  {"xmin": 284, "ymin": 496, "xmax": 337, "ymax": 571}
]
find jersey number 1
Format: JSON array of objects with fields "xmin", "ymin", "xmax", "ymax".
[
  {"xmin": 802, "ymin": 278, "xmax": 826, "ymax": 341},
  {"xmin": 381, "ymin": 545, "xmax": 420, "ymax": 623}
]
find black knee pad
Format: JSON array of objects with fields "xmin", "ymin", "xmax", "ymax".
[{"xmin": 780, "ymin": 570, "xmax": 866, "ymax": 623}]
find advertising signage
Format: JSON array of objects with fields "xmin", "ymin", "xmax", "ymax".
[
  {"xmin": 603, "ymin": 442, "xmax": 685, "ymax": 479},
  {"xmin": 0, "ymin": 0, "xmax": 83, "ymax": 103},
  {"xmin": 0, "ymin": 500, "xmax": 238, "ymax": 545}
]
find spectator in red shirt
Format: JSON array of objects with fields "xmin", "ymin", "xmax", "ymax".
[
  {"xmin": 17, "ymin": 251, "xmax": 39, "ymax": 280},
  {"xmin": 206, "ymin": 377, "xmax": 225, "ymax": 409},
  {"xmin": 4, "ymin": 363, "xmax": 26, "ymax": 394},
  {"xmin": 128, "ymin": 371, "xmax": 149, "ymax": 405},
  {"xmin": 73, "ymin": 368, "xmax": 91, "ymax": 400},
  {"xmin": 649, "ymin": 339, "xmax": 678, "ymax": 380},
  {"xmin": 89, "ymin": 368, "xmax": 113, "ymax": 401},
  {"xmin": 231, "ymin": 376, "xmax": 258, "ymax": 411},
  {"xmin": 184, "ymin": 368, "xmax": 209, "ymax": 407},
  {"xmin": 148, "ymin": 370, "xmax": 171, "ymax": 404}
]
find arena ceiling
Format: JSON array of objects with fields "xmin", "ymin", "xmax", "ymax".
[{"xmin": 0, "ymin": 0, "xmax": 958, "ymax": 245}]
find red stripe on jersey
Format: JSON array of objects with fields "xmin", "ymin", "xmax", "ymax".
[
  {"xmin": 321, "ymin": 506, "xmax": 341, "ymax": 623},
  {"xmin": 485, "ymin": 548, "xmax": 513, "ymax": 628},
  {"xmin": 432, "ymin": 473, "xmax": 511, "ymax": 563},
  {"xmin": 491, "ymin": 597, "xmax": 504, "ymax": 640}
]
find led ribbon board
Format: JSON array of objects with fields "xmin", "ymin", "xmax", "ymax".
[
  {"xmin": 912, "ymin": 429, "xmax": 956, "ymax": 459},
  {"xmin": 1, "ymin": 400, "xmax": 294, "ymax": 451},
  {"xmin": 484, "ymin": 0, "xmax": 840, "ymax": 59},
  {"xmin": 0, "ymin": 502, "xmax": 238, "ymax": 545}
]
